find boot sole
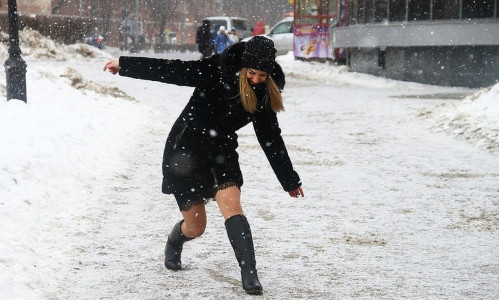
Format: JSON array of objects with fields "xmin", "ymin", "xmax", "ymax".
[
  {"xmin": 244, "ymin": 288, "xmax": 263, "ymax": 295},
  {"xmin": 165, "ymin": 266, "xmax": 181, "ymax": 271},
  {"xmin": 164, "ymin": 260, "xmax": 182, "ymax": 271}
]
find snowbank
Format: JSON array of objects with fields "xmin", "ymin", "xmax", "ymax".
[
  {"xmin": 277, "ymin": 52, "xmax": 499, "ymax": 153},
  {"xmin": 0, "ymin": 28, "xmax": 111, "ymax": 62},
  {"xmin": 425, "ymin": 83, "xmax": 499, "ymax": 152},
  {"xmin": 0, "ymin": 30, "xmax": 147, "ymax": 299}
]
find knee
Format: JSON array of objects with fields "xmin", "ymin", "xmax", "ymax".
[{"xmin": 182, "ymin": 221, "xmax": 206, "ymax": 238}]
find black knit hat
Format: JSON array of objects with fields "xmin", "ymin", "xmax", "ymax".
[{"xmin": 241, "ymin": 36, "xmax": 277, "ymax": 73}]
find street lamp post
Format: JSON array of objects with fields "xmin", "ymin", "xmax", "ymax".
[{"xmin": 4, "ymin": 0, "xmax": 27, "ymax": 102}]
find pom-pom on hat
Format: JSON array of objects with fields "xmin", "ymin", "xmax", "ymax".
[{"xmin": 241, "ymin": 36, "xmax": 277, "ymax": 74}]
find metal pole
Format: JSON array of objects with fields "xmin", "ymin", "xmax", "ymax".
[
  {"xmin": 180, "ymin": 1, "xmax": 185, "ymax": 46},
  {"xmin": 4, "ymin": 0, "xmax": 27, "ymax": 102}
]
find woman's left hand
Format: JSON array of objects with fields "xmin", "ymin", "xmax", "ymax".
[{"xmin": 288, "ymin": 187, "xmax": 304, "ymax": 198}]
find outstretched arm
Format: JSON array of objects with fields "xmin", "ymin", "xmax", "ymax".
[{"xmin": 104, "ymin": 56, "xmax": 216, "ymax": 87}]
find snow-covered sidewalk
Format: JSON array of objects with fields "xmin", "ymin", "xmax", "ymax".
[{"xmin": 1, "ymin": 33, "xmax": 498, "ymax": 299}]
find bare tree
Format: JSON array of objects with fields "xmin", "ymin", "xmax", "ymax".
[
  {"xmin": 52, "ymin": 0, "xmax": 65, "ymax": 14},
  {"xmin": 143, "ymin": 0, "xmax": 180, "ymax": 39}
]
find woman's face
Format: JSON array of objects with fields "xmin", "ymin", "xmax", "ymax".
[{"xmin": 246, "ymin": 68, "xmax": 268, "ymax": 85}]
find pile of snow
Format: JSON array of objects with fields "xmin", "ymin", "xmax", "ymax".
[
  {"xmin": 277, "ymin": 52, "xmax": 499, "ymax": 152},
  {"xmin": 423, "ymin": 83, "xmax": 499, "ymax": 152},
  {"xmin": 0, "ymin": 28, "xmax": 111, "ymax": 62},
  {"xmin": 0, "ymin": 30, "xmax": 147, "ymax": 299},
  {"xmin": 0, "ymin": 28, "xmax": 130, "ymax": 100},
  {"xmin": 61, "ymin": 67, "xmax": 136, "ymax": 101}
]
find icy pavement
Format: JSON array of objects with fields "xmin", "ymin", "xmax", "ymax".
[
  {"xmin": 1, "ymin": 43, "xmax": 498, "ymax": 299},
  {"xmin": 61, "ymin": 54, "xmax": 498, "ymax": 299}
]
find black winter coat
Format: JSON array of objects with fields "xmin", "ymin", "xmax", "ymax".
[
  {"xmin": 119, "ymin": 42, "xmax": 301, "ymax": 201},
  {"xmin": 196, "ymin": 22, "xmax": 213, "ymax": 56}
]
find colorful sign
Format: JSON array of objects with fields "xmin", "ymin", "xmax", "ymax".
[{"xmin": 293, "ymin": 24, "xmax": 332, "ymax": 59}]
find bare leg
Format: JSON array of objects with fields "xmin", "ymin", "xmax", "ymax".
[
  {"xmin": 215, "ymin": 186, "xmax": 244, "ymax": 220},
  {"xmin": 180, "ymin": 202, "xmax": 207, "ymax": 238}
]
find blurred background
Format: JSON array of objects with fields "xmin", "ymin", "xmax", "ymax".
[
  {"xmin": 0, "ymin": 1, "xmax": 497, "ymax": 88},
  {"xmin": 0, "ymin": 0, "xmax": 293, "ymax": 52}
]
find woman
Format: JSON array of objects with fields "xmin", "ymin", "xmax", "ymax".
[{"xmin": 103, "ymin": 36, "xmax": 304, "ymax": 295}]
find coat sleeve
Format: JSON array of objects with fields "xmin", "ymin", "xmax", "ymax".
[
  {"xmin": 118, "ymin": 56, "xmax": 218, "ymax": 87},
  {"xmin": 253, "ymin": 111, "xmax": 302, "ymax": 192}
]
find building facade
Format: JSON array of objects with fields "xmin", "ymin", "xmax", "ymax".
[
  {"xmin": 0, "ymin": 0, "xmax": 292, "ymax": 50},
  {"xmin": 332, "ymin": 0, "xmax": 499, "ymax": 88}
]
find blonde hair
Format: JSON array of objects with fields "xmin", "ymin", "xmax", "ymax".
[{"xmin": 239, "ymin": 68, "xmax": 284, "ymax": 114}]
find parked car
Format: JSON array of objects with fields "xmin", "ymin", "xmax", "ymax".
[
  {"xmin": 202, "ymin": 16, "xmax": 252, "ymax": 41},
  {"xmin": 242, "ymin": 17, "xmax": 294, "ymax": 56}
]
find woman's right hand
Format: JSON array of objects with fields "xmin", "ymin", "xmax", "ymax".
[
  {"xmin": 103, "ymin": 59, "xmax": 120, "ymax": 75},
  {"xmin": 288, "ymin": 187, "xmax": 304, "ymax": 198}
]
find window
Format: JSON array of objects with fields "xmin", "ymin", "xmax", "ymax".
[
  {"xmin": 232, "ymin": 20, "xmax": 250, "ymax": 31},
  {"xmin": 271, "ymin": 22, "xmax": 293, "ymax": 35},
  {"xmin": 374, "ymin": 0, "xmax": 389, "ymax": 22},
  {"xmin": 462, "ymin": 0, "xmax": 495, "ymax": 18},
  {"xmin": 358, "ymin": 0, "xmax": 367, "ymax": 23},
  {"xmin": 350, "ymin": 0, "xmax": 360, "ymax": 24},
  {"xmin": 296, "ymin": 0, "xmax": 320, "ymax": 16},
  {"xmin": 408, "ymin": 0, "xmax": 431, "ymax": 20},
  {"xmin": 389, "ymin": 0, "xmax": 407, "ymax": 21},
  {"xmin": 210, "ymin": 21, "xmax": 227, "ymax": 32},
  {"xmin": 322, "ymin": 0, "xmax": 328, "ymax": 15},
  {"xmin": 433, "ymin": 0, "xmax": 460, "ymax": 19},
  {"xmin": 346, "ymin": 0, "xmax": 496, "ymax": 23},
  {"xmin": 365, "ymin": 0, "xmax": 376, "ymax": 23},
  {"xmin": 329, "ymin": 0, "xmax": 337, "ymax": 15}
]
